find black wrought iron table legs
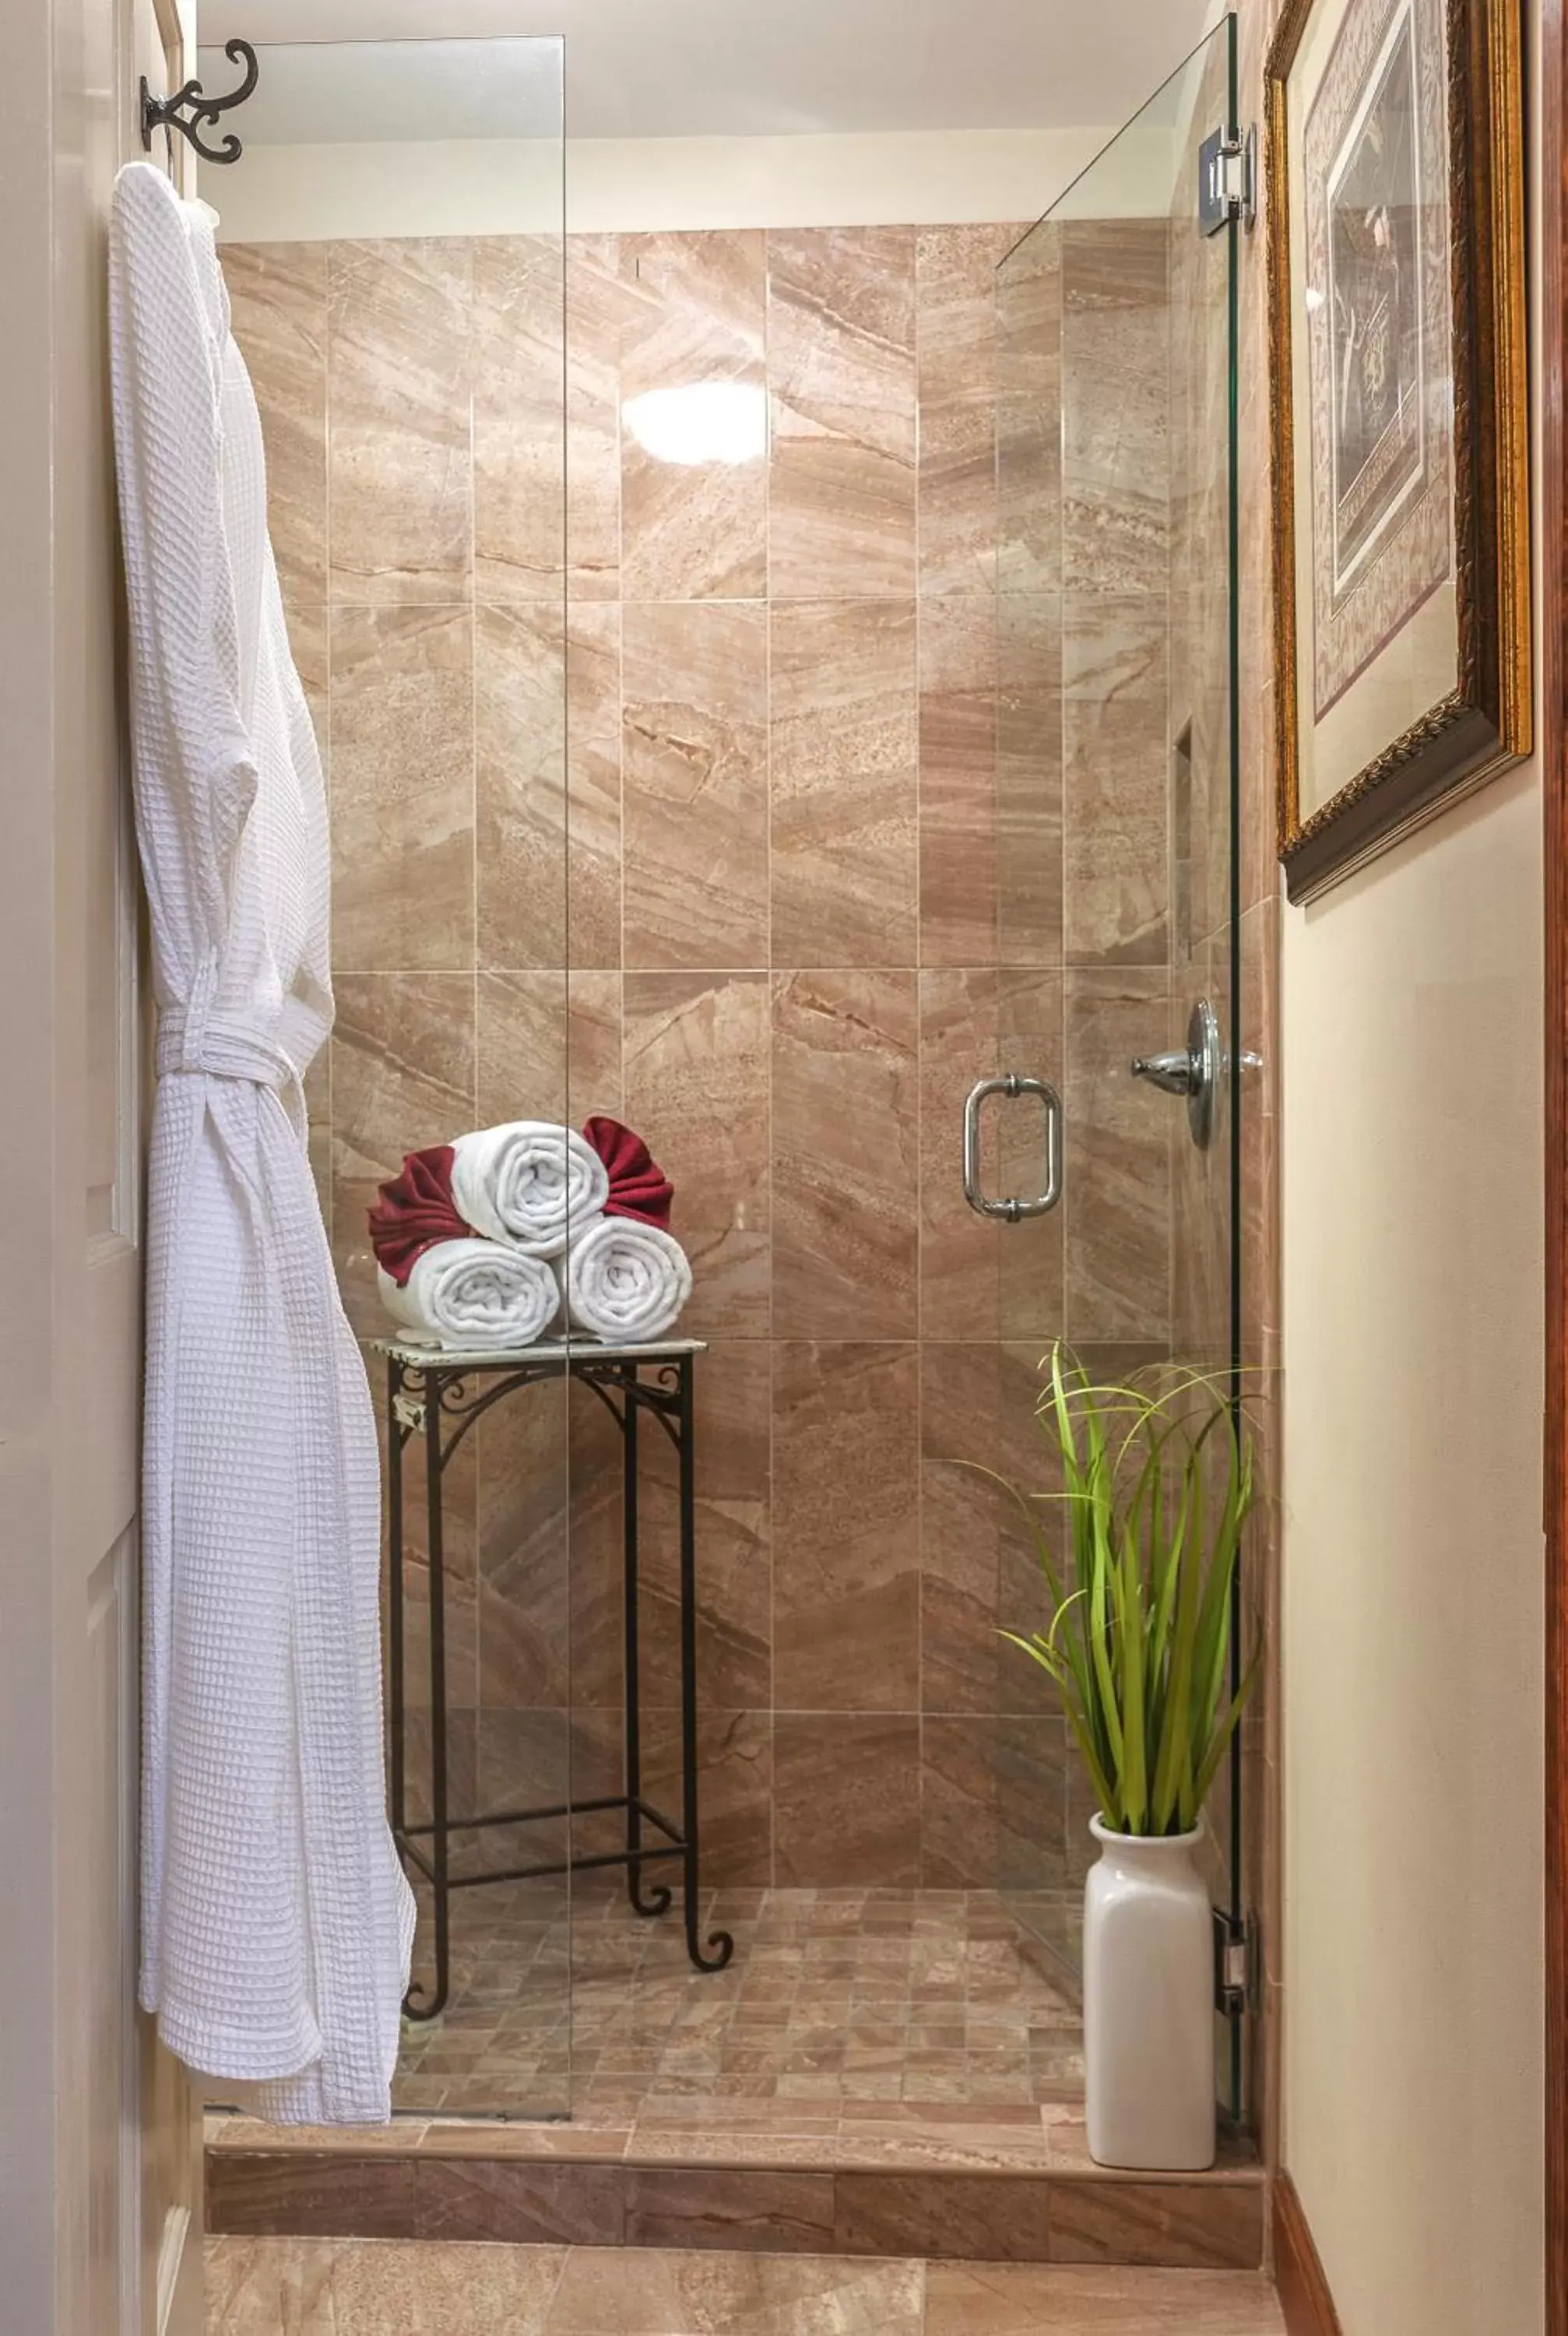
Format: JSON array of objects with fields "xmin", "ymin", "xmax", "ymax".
[{"xmin": 381, "ymin": 1339, "xmax": 735, "ymax": 2025}]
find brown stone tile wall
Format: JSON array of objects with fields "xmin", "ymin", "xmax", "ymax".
[{"xmin": 222, "ymin": 213, "xmax": 1218, "ymax": 1907}]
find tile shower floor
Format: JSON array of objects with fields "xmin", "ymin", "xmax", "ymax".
[{"xmin": 388, "ymin": 1885, "xmax": 1090, "ymax": 2171}]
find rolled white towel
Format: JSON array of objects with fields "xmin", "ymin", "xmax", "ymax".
[
  {"xmin": 378, "ymin": 1240, "xmax": 560, "ymax": 1350},
  {"xmin": 448, "ymin": 1121, "xmax": 609, "ymax": 1260},
  {"xmin": 562, "ymin": 1214, "xmax": 693, "ymax": 1343}
]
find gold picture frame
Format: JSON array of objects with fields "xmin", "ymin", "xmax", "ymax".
[{"xmin": 1267, "ymin": 0, "xmax": 1530, "ymax": 902}]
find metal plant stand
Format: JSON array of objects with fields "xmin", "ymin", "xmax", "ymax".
[{"xmin": 375, "ymin": 1335, "xmax": 734, "ymax": 2023}]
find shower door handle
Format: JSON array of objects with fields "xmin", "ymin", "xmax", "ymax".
[{"xmin": 962, "ymin": 1074, "xmax": 1063, "ymax": 1222}]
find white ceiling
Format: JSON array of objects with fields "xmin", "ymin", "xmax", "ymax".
[{"xmin": 197, "ymin": 0, "xmax": 1215, "ymax": 139}]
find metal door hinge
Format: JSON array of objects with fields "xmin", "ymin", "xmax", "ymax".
[
  {"xmin": 1198, "ymin": 124, "xmax": 1257, "ymax": 234},
  {"xmin": 1212, "ymin": 1910, "xmax": 1256, "ymax": 2016}
]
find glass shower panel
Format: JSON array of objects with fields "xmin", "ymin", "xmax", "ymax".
[
  {"xmin": 209, "ymin": 34, "xmax": 571, "ymax": 2119},
  {"xmin": 990, "ymin": 18, "xmax": 1244, "ymax": 2115}
]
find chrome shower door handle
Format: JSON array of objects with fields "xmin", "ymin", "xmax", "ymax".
[{"xmin": 962, "ymin": 1072, "xmax": 1063, "ymax": 1223}]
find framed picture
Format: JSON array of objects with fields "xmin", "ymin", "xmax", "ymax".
[{"xmin": 1266, "ymin": 0, "xmax": 1529, "ymax": 902}]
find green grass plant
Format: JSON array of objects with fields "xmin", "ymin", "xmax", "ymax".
[{"xmin": 978, "ymin": 1343, "xmax": 1259, "ymax": 1838}]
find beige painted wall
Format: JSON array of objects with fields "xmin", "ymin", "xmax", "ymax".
[
  {"xmin": 206, "ymin": 123, "xmax": 1137, "ymax": 241},
  {"xmin": 1281, "ymin": 763, "xmax": 1545, "ymax": 2334},
  {"xmin": 1278, "ymin": 8, "xmax": 1546, "ymax": 2303}
]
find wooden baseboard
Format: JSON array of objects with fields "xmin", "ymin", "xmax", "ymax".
[{"xmin": 1272, "ymin": 2174, "xmax": 1344, "ymax": 2336}]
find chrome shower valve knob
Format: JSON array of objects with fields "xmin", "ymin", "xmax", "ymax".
[
  {"xmin": 1129, "ymin": 1047, "xmax": 1197, "ymax": 1096},
  {"xmin": 1130, "ymin": 999, "xmax": 1224, "ymax": 1149}
]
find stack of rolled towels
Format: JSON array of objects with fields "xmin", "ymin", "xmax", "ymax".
[{"xmin": 367, "ymin": 1116, "xmax": 693, "ymax": 1350}]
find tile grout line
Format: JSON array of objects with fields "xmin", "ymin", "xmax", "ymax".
[
  {"xmin": 537, "ymin": 2239, "xmax": 576, "ymax": 2328},
  {"xmin": 762, "ymin": 223, "xmax": 777, "ymax": 1899},
  {"xmin": 912, "ymin": 227, "xmax": 927, "ymax": 1906}
]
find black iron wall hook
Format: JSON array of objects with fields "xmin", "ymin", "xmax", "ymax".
[{"xmin": 141, "ymin": 38, "xmax": 259, "ymax": 167}]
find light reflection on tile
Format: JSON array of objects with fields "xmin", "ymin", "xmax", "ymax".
[{"xmin": 620, "ymin": 230, "xmax": 768, "ymax": 601}]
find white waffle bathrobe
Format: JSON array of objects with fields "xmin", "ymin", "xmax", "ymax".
[{"xmin": 110, "ymin": 162, "xmax": 413, "ymax": 2123}]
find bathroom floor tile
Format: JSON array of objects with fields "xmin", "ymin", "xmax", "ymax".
[
  {"xmin": 923, "ymin": 2260, "xmax": 1283, "ymax": 2334},
  {"xmin": 202, "ymin": 2236, "xmax": 568, "ymax": 2333},
  {"xmin": 205, "ymin": 2240, "xmax": 1285, "ymax": 2335},
  {"xmin": 546, "ymin": 2243, "xmax": 923, "ymax": 2333}
]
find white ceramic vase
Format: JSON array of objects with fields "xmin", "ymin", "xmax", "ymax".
[{"xmin": 1082, "ymin": 1816, "xmax": 1216, "ymax": 2171}]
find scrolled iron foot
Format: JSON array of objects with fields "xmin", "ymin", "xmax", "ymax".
[
  {"xmin": 400, "ymin": 1977, "xmax": 447, "ymax": 2025},
  {"xmin": 685, "ymin": 1922, "xmax": 735, "ymax": 1974},
  {"xmin": 628, "ymin": 1873, "xmax": 673, "ymax": 1919}
]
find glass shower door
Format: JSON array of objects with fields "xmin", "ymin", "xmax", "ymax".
[
  {"xmin": 211, "ymin": 30, "xmax": 572, "ymax": 2120},
  {"xmin": 982, "ymin": 16, "xmax": 1246, "ymax": 2119}
]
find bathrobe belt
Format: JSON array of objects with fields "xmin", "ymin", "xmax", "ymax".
[{"xmin": 155, "ymin": 1004, "xmax": 297, "ymax": 1090}]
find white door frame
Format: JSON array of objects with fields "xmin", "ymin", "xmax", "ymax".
[{"xmin": 0, "ymin": 0, "xmax": 202, "ymax": 2327}]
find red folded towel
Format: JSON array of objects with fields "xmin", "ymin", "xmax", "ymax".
[
  {"xmin": 582, "ymin": 1115, "xmax": 674, "ymax": 1229},
  {"xmin": 369, "ymin": 1118, "xmax": 673, "ymax": 1281},
  {"xmin": 367, "ymin": 1145, "xmax": 475, "ymax": 1286}
]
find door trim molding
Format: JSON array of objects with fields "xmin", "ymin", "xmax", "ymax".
[
  {"xmin": 1546, "ymin": 0, "xmax": 1568, "ymax": 2327},
  {"xmin": 1546, "ymin": 0, "xmax": 1568, "ymax": 2329},
  {"xmin": 1271, "ymin": 2175, "xmax": 1344, "ymax": 2336},
  {"xmin": 155, "ymin": 2206, "xmax": 191, "ymax": 2336}
]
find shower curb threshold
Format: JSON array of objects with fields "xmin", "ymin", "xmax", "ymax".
[{"xmin": 204, "ymin": 2118, "xmax": 1265, "ymax": 2271}]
